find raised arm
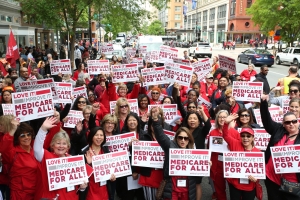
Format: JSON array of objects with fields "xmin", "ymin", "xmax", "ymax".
[
  {"xmin": 34, "ymin": 117, "xmax": 57, "ymax": 162},
  {"xmin": 222, "ymin": 114, "xmax": 241, "ymax": 150}
]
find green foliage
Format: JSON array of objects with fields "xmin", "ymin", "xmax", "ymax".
[
  {"xmin": 142, "ymin": 20, "xmax": 165, "ymax": 35},
  {"xmin": 247, "ymin": 0, "xmax": 300, "ymax": 44}
]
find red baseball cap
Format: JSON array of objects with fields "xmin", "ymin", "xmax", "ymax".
[{"xmin": 240, "ymin": 128, "xmax": 254, "ymax": 135}]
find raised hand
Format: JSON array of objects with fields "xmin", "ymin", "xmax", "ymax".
[
  {"xmin": 41, "ymin": 117, "xmax": 57, "ymax": 132},
  {"xmin": 225, "ymin": 113, "xmax": 239, "ymax": 124},
  {"xmin": 151, "ymin": 107, "xmax": 159, "ymax": 120},
  {"xmin": 85, "ymin": 149, "xmax": 93, "ymax": 164},
  {"xmin": 76, "ymin": 121, "xmax": 83, "ymax": 134},
  {"xmin": 92, "ymin": 103, "xmax": 100, "ymax": 115},
  {"xmin": 110, "ymin": 174, "xmax": 116, "ymax": 181}
]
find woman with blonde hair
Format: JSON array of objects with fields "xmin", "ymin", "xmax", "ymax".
[
  {"xmin": 114, "ymin": 98, "xmax": 131, "ymax": 134},
  {"xmin": 101, "ymin": 114, "xmax": 118, "ymax": 136},
  {"xmin": 108, "ymin": 82, "xmax": 140, "ymax": 101}
]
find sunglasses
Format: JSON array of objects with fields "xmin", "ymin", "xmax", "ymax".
[
  {"xmin": 226, "ymin": 96, "xmax": 232, "ymax": 99},
  {"xmin": 177, "ymin": 136, "xmax": 189, "ymax": 141},
  {"xmin": 188, "ymin": 106, "xmax": 196, "ymax": 109},
  {"xmin": 240, "ymin": 114, "xmax": 250, "ymax": 117},
  {"xmin": 19, "ymin": 133, "xmax": 32, "ymax": 138},
  {"xmin": 207, "ymin": 77, "xmax": 214, "ymax": 79},
  {"xmin": 283, "ymin": 119, "xmax": 298, "ymax": 125},
  {"xmin": 289, "ymin": 90, "xmax": 299, "ymax": 94},
  {"xmin": 119, "ymin": 105, "xmax": 129, "ymax": 109},
  {"xmin": 152, "ymin": 92, "xmax": 159, "ymax": 95},
  {"xmin": 78, "ymin": 101, "xmax": 86, "ymax": 104},
  {"xmin": 240, "ymin": 134, "xmax": 252, "ymax": 138}
]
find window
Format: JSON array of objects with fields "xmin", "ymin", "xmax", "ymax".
[
  {"xmin": 230, "ymin": 0, "xmax": 236, "ymax": 16},
  {"xmin": 175, "ymin": 14, "xmax": 181, "ymax": 20},
  {"xmin": 6, "ymin": 16, "xmax": 12, "ymax": 22},
  {"xmin": 197, "ymin": 12, "xmax": 201, "ymax": 23},
  {"xmin": 175, "ymin": 22, "xmax": 181, "ymax": 28},
  {"xmin": 209, "ymin": 8, "xmax": 215, "ymax": 20},
  {"xmin": 203, "ymin": 11, "xmax": 208, "ymax": 22},
  {"xmin": 175, "ymin": 6, "xmax": 181, "ymax": 12},
  {"xmin": 0, "ymin": 16, "xmax": 5, "ymax": 21},
  {"xmin": 218, "ymin": 5, "xmax": 227, "ymax": 18},
  {"xmin": 247, "ymin": 0, "xmax": 252, "ymax": 8}
]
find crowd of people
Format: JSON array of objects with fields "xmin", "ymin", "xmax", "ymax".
[{"xmin": 0, "ymin": 41, "xmax": 299, "ymax": 200}]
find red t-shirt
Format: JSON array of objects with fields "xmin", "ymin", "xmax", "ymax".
[{"xmin": 171, "ymin": 176, "xmax": 188, "ymax": 192}]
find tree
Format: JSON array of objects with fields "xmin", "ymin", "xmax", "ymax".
[
  {"xmin": 142, "ymin": 20, "xmax": 165, "ymax": 35},
  {"xmin": 247, "ymin": 0, "xmax": 300, "ymax": 45}
]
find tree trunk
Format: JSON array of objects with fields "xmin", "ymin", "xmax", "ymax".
[{"xmin": 70, "ymin": 27, "xmax": 76, "ymax": 71}]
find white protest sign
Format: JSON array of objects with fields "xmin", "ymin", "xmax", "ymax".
[
  {"xmin": 19, "ymin": 78, "xmax": 58, "ymax": 102},
  {"xmin": 271, "ymin": 145, "xmax": 300, "ymax": 174},
  {"xmin": 159, "ymin": 45, "xmax": 178, "ymax": 62},
  {"xmin": 132, "ymin": 141, "xmax": 164, "ymax": 169},
  {"xmin": 46, "ymin": 155, "xmax": 88, "ymax": 191},
  {"xmin": 282, "ymin": 99, "xmax": 290, "ymax": 114},
  {"xmin": 141, "ymin": 67, "xmax": 166, "ymax": 86},
  {"xmin": 209, "ymin": 136, "xmax": 229, "ymax": 152},
  {"xmin": 253, "ymin": 109, "xmax": 263, "ymax": 127},
  {"xmin": 12, "ymin": 88, "xmax": 54, "ymax": 122},
  {"xmin": 92, "ymin": 150, "xmax": 132, "ymax": 182},
  {"xmin": 101, "ymin": 44, "xmax": 114, "ymax": 54},
  {"xmin": 237, "ymin": 128, "xmax": 270, "ymax": 151},
  {"xmin": 169, "ymin": 149, "xmax": 210, "ymax": 176},
  {"xmin": 165, "ymin": 62, "xmax": 194, "ymax": 87},
  {"xmin": 73, "ymin": 86, "xmax": 87, "ymax": 99},
  {"xmin": 109, "ymin": 99, "xmax": 139, "ymax": 116},
  {"xmin": 63, "ymin": 110, "xmax": 84, "ymax": 128},
  {"xmin": 232, "ymin": 81, "xmax": 263, "ymax": 102},
  {"xmin": 164, "ymin": 129, "xmax": 176, "ymax": 140},
  {"xmin": 197, "ymin": 96, "xmax": 212, "ymax": 109},
  {"xmin": 269, "ymin": 106, "xmax": 283, "ymax": 123},
  {"xmin": 148, "ymin": 104, "xmax": 178, "ymax": 123},
  {"xmin": 50, "ymin": 59, "xmax": 72, "ymax": 75},
  {"xmin": 146, "ymin": 51, "xmax": 160, "ymax": 63},
  {"xmin": 87, "ymin": 60, "xmax": 110, "ymax": 74},
  {"xmin": 2, "ymin": 104, "xmax": 15, "ymax": 115},
  {"xmin": 55, "ymin": 82, "xmax": 72, "ymax": 103},
  {"xmin": 173, "ymin": 57, "xmax": 191, "ymax": 66},
  {"xmin": 223, "ymin": 152, "xmax": 265, "ymax": 179},
  {"xmin": 126, "ymin": 48, "xmax": 136, "ymax": 58},
  {"xmin": 111, "ymin": 64, "xmax": 139, "ymax": 83},
  {"xmin": 192, "ymin": 59, "xmax": 211, "ymax": 81},
  {"xmin": 131, "ymin": 58, "xmax": 143, "ymax": 67},
  {"xmin": 138, "ymin": 46, "xmax": 147, "ymax": 55},
  {"xmin": 104, "ymin": 132, "xmax": 136, "ymax": 154},
  {"xmin": 219, "ymin": 54, "xmax": 236, "ymax": 73}
]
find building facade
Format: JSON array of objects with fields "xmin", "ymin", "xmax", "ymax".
[{"xmin": 184, "ymin": 0, "xmax": 228, "ymax": 44}]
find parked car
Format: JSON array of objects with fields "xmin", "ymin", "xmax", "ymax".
[
  {"xmin": 181, "ymin": 42, "xmax": 190, "ymax": 48},
  {"xmin": 267, "ymin": 42, "xmax": 287, "ymax": 50},
  {"xmin": 237, "ymin": 48, "xmax": 274, "ymax": 67},
  {"xmin": 276, "ymin": 47, "xmax": 300, "ymax": 66},
  {"xmin": 188, "ymin": 42, "xmax": 212, "ymax": 58}
]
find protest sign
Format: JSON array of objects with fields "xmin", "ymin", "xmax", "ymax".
[
  {"xmin": 209, "ymin": 136, "xmax": 229, "ymax": 152},
  {"xmin": 165, "ymin": 62, "xmax": 194, "ymax": 87},
  {"xmin": 131, "ymin": 58, "xmax": 143, "ymax": 67},
  {"xmin": 159, "ymin": 45, "xmax": 178, "ymax": 62},
  {"xmin": 50, "ymin": 59, "xmax": 72, "ymax": 75},
  {"xmin": 146, "ymin": 50, "xmax": 160, "ymax": 63},
  {"xmin": 13, "ymin": 88, "xmax": 54, "ymax": 122},
  {"xmin": 253, "ymin": 109, "xmax": 263, "ymax": 127},
  {"xmin": 46, "ymin": 155, "xmax": 88, "ymax": 191},
  {"xmin": 198, "ymin": 96, "xmax": 212, "ymax": 109},
  {"xmin": 132, "ymin": 141, "xmax": 164, "ymax": 168},
  {"xmin": 192, "ymin": 59, "xmax": 211, "ymax": 81},
  {"xmin": 111, "ymin": 64, "xmax": 139, "ymax": 83},
  {"xmin": 110, "ymin": 99, "xmax": 139, "ymax": 116},
  {"xmin": 232, "ymin": 81, "xmax": 263, "ymax": 102},
  {"xmin": 237, "ymin": 128, "xmax": 270, "ymax": 151},
  {"xmin": 19, "ymin": 78, "xmax": 58, "ymax": 102},
  {"xmin": 164, "ymin": 129, "xmax": 176, "ymax": 140},
  {"xmin": 282, "ymin": 99, "xmax": 290, "ymax": 114},
  {"xmin": 126, "ymin": 48, "xmax": 136, "ymax": 58},
  {"xmin": 219, "ymin": 55, "xmax": 236, "ymax": 73},
  {"xmin": 55, "ymin": 82, "xmax": 72, "ymax": 103},
  {"xmin": 173, "ymin": 57, "xmax": 191, "ymax": 66},
  {"xmin": 92, "ymin": 150, "xmax": 132, "ymax": 182},
  {"xmin": 148, "ymin": 104, "xmax": 178, "ymax": 123},
  {"xmin": 101, "ymin": 44, "xmax": 114, "ymax": 54},
  {"xmin": 141, "ymin": 67, "xmax": 166, "ymax": 86},
  {"xmin": 169, "ymin": 149, "xmax": 210, "ymax": 176},
  {"xmin": 104, "ymin": 132, "xmax": 136, "ymax": 154},
  {"xmin": 63, "ymin": 110, "xmax": 84, "ymax": 128},
  {"xmin": 2, "ymin": 104, "xmax": 15, "ymax": 115},
  {"xmin": 269, "ymin": 106, "xmax": 283, "ymax": 123},
  {"xmin": 87, "ymin": 60, "xmax": 110, "ymax": 74},
  {"xmin": 223, "ymin": 152, "xmax": 265, "ymax": 179},
  {"xmin": 138, "ymin": 46, "xmax": 147, "ymax": 55},
  {"xmin": 271, "ymin": 145, "xmax": 300, "ymax": 174},
  {"xmin": 73, "ymin": 86, "xmax": 87, "ymax": 99}
]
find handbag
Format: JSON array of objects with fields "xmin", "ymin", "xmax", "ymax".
[
  {"xmin": 255, "ymin": 181, "xmax": 263, "ymax": 200},
  {"xmin": 155, "ymin": 179, "xmax": 167, "ymax": 200},
  {"xmin": 279, "ymin": 177, "xmax": 300, "ymax": 197}
]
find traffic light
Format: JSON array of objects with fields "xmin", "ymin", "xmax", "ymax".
[{"xmin": 184, "ymin": 15, "xmax": 187, "ymax": 22}]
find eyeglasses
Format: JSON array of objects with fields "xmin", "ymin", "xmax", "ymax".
[
  {"xmin": 283, "ymin": 119, "xmax": 298, "ymax": 125},
  {"xmin": 88, "ymin": 94, "xmax": 94, "ymax": 96},
  {"xmin": 105, "ymin": 121, "xmax": 115, "ymax": 125},
  {"xmin": 240, "ymin": 134, "xmax": 252, "ymax": 138},
  {"xmin": 218, "ymin": 116, "xmax": 227, "ymax": 119},
  {"xmin": 78, "ymin": 101, "xmax": 86, "ymax": 104},
  {"xmin": 289, "ymin": 90, "xmax": 299, "ymax": 94},
  {"xmin": 188, "ymin": 106, "xmax": 196, "ymax": 109},
  {"xmin": 177, "ymin": 136, "xmax": 189, "ymax": 141},
  {"xmin": 226, "ymin": 96, "xmax": 232, "ymax": 99},
  {"xmin": 240, "ymin": 114, "xmax": 250, "ymax": 118},
  {"xmin": 152, "ymin": 92, "xmax": 159, "ymax": 95},
  {"xmin": 19, "ymin": 133, "xmax": 32, "ymax": 138},
  {"xmin": 119, "ymin": 105, "xmax": 129, "ymax": 109},
  {"xmin": 84, "ymin": 112, "xmax": 91, "ymax": 115}
]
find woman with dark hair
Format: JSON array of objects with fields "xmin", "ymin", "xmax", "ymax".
[
  {"xmin": 73, "ymin": 63, "xmax": 86, "ymax": 81},
  {"xmin": 71, "ymin": 96, "xmax": 91, "ymax": 111},
  {"xmin": 80, "ymin": 127, "xmax": 116, "ymax": 200},
  {"xmin": 161, "ymin": 96, "xmax": 175, "ymax": 104},
  {"xmin": 138, "ymin": 94, "xmax": 150, "ymax": 118},
  {"xmin": 236, "ymin": 108, "xmax": 260, "ymax": 128},
  {"xmin": 0, "ymin": 90, "xmax": 13, "ymax": 115},
  {"xmin": 111, "ymin": 55, "xmax": 119, "ymax": 65},
  {"xmin": 0, "ymin": 116, "xmax": 39, "ymax": 199},
  {"xmin": 87, "ymin": 91, "xmax": 97, "ymax": 104}
]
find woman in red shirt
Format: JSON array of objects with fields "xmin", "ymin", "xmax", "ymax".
[
  {"xmin": 73, "ymin": 63, "xmax": 86, "ymax": 81},
  {"xmin": 108, "ymin": 82, "xmax": 140, "ymax": 102},
  {"xmin": 240, "ymin": 64, "xmax": 257, "ymax": 81},
  {"xmin": 222, "ymin": 114, "xmax": 262, "ymax": 200},
  {"xmin": 114, "ymin": 98, "xmax": 131, "ymax": 134}
]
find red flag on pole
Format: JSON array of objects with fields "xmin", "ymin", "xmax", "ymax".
[{"xmin": 6, "ymin": 30, "xmax": 19, "ymax": 68}]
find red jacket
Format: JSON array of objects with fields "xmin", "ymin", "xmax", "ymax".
[
  {"xmin": 43, "ymin": 122, "xmax": 62, "ymax": 150},
  {"xmin": 96, "ymin": 102, "xmax": 110, "ymax": 123},
  {"xmin": 240, "ymin": 69, "xmax": 257, "ymax": 81},
  {"xmin": 0, "ymin": 133, "xmax": 9, "ymax": 185},
  {"xmin": 108, "ymin": 83, "xmax": 140, "ymax": 101},
  {"xmin": 200, "ymin": 82, "xmax": 217, "ymax": 99},
  {"xmin": 223, "ymin": 123, "xmax": 261, "ymax": 191}
]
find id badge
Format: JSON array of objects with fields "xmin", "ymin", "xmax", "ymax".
[
  {"xmin": 100, "ymin": 181, "xmax": 107, "ymax": 186},
  {"xmin": 218, "ymin": 155, "xmax": 223, "ymax": 162},
  {"xmin": 177, "ymin": 179, "xmax": 187, "ymax": 187},
  {"xmin": 239, "ymin": 178, "xmax": 249, "ymax": 184},
  {"xmin": 67, "ymin": 186, "xmax": 75, "ymax": 192}
]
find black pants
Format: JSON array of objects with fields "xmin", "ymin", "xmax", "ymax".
[
  {"xmin": 265, "ymin": 177, "xmax": 281, "ymax": 200},
  {"xmin": 228, "ymin": 183, "xmax": 256, "ymax": 200},
  {"xmin": 116, "ymin": 176, "xmax": 145, "ymax": 200},
  {"xmin": 75, "ymin": 58, "xmax": 81, "ymax": 70},
  {"xmin": 0, "ymin": 184, "xmax": 10, "ymax": 200}
]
